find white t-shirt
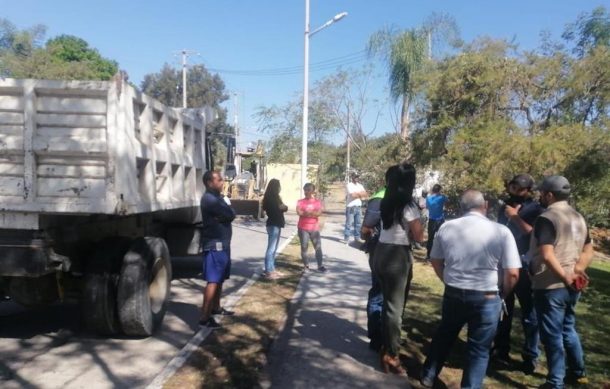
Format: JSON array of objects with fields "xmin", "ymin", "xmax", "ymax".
[
  {"xmin": 346, "ymin": 182, "xmax": 366, "ymax": 207},
  {"xmin": 378, "ymin": 203, "xmax": 421, "ymax": 245},
  {"xmin": 431, "ymin": 212, "xmax": 522, "ymax": 291}
]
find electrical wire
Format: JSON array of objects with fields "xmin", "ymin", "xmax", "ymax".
[{"xmin": 207, "ymin": 50, "xmax": 368, "ymax": 76}]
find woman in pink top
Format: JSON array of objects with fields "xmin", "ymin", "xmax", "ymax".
[{"xmin": 296, "ymin": 183, "xmax": 326, "ymax": 272}]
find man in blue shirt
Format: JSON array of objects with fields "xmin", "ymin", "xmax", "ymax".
[
  {"xmin": 425, "ymin": 184, "xmax": 447, "ymax": 259},
  {"xmin": 199, "ymin": 170, "xmax": 236, "ymax": 329}
]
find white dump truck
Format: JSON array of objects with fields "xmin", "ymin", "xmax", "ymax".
[{"xmin": 0, "ymin": 78, "xmax": 214, "ymax": 336}]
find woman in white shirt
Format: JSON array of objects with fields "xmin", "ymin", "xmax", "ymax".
[{"xmin": 373, "ymin": 163, "xmax": 424, "ymax": 375}]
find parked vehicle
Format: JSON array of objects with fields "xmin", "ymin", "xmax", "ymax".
[{"xmin": 0, "ymin": 78, "xmax": 214, "ymax": 336}]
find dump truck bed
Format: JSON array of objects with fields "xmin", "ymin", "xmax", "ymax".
[{"xmin": 0, "ymin": 78, "xmax": 212, "ymax": 230}]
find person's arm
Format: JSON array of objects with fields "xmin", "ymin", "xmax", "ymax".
[
  {"xmin": 540, "ymin": 245, "xmax": 577, "ymax": 286},
  {"xmin": 574, "ymin": 242, "xmax": 594, "ymax": 276},
  {"xmin": 205, "ymin": 195, "xmax": 235, "ymax": 222},
  {"xmin": 502, "ymin": 268, "xmax": 520, "ymax": 299},
  {"xmin": 310, "ymin": 200, "xmax": 323, "ymax": 217},
  {"xmin": 407, "ymin": 218, "xmax": 424, "ymax": 243},
  {"xmin": 534, "ymin": 217, "xmax": 576, "ymax": 286},
  {"xmin": 357, "ymin": 185, "xmax": 368, "ymax": 200},
  {"xmin": 505, "ymin": 205, "xmax": 533, "ymax": 234},
  {"xmin": 361, "ymin": 225, "xmax": 374, "ymax": 240},
  {"xmin": 430, "ymin": 258, "xmax": 444, "ymax": 281}
]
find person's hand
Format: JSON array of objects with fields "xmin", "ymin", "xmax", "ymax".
[
  {"xmin": 361, "ymin": 226, "xmax": 372, "ymax": 240},
  {"xmin": 504, "ymin": 204, "xmax": 521, "ymax": 219},
  {"xmin": 572, "ymin": 266, "xmax": 590, "ymax": 291},
  {"xmin": 562, "ymin": 272, "xmax": 578, "ymax": 289}
]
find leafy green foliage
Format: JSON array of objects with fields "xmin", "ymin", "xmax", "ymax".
[
  {"xmin": 141, "ymin": 63, "xmax": 232, "ymax": 169},
  {"xmin": 563, "ymin": 6, "xmax": 610, "ymax": 57},
  {"xmin": 141, "ymin": 63, "xmax": 228, "ymax": 109},
  {"xmin": 410, "ymin": 12, "xmax": 610, "ymax": 226},
  {"xmin": 45, "ymin": 35, "xmax": 118, "ymax": 80},
  {"xmin": 0, "ymin": 20, "xmax": 118, "ymax": 80}
]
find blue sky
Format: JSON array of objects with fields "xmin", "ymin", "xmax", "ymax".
[{"xmin": 3, "ymin": 0, "xmax": 606, "ymax": 147}]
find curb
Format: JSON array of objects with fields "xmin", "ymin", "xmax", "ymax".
[{"xmin": 146, "ymin": 228, "xmax": 298, "ymax": 389}]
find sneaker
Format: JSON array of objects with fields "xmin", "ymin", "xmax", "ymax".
[
  {"xmin": 264, "ymin": 271, "xmax": 280, "ymax": 280},
  {"xmin": 565, "ymin": 373, "xmax": 589, "ymax": 385},
  {"xmin": 303, "ymin": 265, "xmax": 310, "ymax": 272},
  {"xmin": 491, "ymin": 350, "xmax": 512, "ymax": 366},
  {"xmin": 318, "ymin": 266, "xmax": 327, "ymax": 273},
  {"xmin": 198, "ymin": 317, "xmax": 221, "ymax": 329},
  {"xmin": 211, "ymin": 307, "xmax": 235, "ymax": 316},
  {"xmin": 420, "ymin": 376, "xmax": 435, "ymax": 388},
  {"xmin": 522, "ymin": 359, "xmax": 537, "ymax": 375}
]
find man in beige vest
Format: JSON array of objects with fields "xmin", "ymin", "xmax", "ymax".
[{"xmin": 528, "ymin": 175, "xmax": 594, "ymax": 388}]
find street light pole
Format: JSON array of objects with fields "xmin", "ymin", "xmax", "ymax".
[
  {"xmin": 301, "ymin": 0, "xmax": 310, "ymax": 194},
  {"xmin": 182, "ymin": 50, "xmax": 187, "ymax": 108},
  {"xmin": 301, "ymin": 1, "xmax": 347, "ymax": 193}
]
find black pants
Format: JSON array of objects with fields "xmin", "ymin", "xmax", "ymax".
[
  {"xmin": 426, "ymin": 219, "xmax": 444, "ymax": 258},
  {"xmin": 373, "ymin": 243, "xmax": 413, "ymax": 357},
  {"xmin": 493, "ymin": 267, "xmax": 540, "ymax": 361}
]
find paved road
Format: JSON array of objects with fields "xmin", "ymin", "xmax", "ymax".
[
  {"xmin": 263, "ymin": 213, "xmax": 410, "ymax": 389},
  {"xmin": 0, "ymin": 214, "xmax": 298, "ymax": 389}
]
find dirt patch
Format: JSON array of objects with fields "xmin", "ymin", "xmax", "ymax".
[{"xmin": 163, "ymin": 240, "xmax": 304, "ymax": 388}]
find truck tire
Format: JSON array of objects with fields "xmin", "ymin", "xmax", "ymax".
[
  {"xmin": 86, "ymin": 237, "xmax": 132, "ymax": 274},
  {"xmin": 117, "ymin": 237, "xmax": 172, "ymax": 336},
  {"xmin": 82, "ymin": 273, "xmax": 120, "ymax": 335}
]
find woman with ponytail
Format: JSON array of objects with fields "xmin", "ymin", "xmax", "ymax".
[{"xmin": 373, "ymin": 162, "xmax": 424, "ymax": 375}]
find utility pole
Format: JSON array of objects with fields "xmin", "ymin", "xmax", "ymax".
[
  {"xmin": 177, "ymin": 49, "xmax": 198, "ymax": 108},
  {"xmin": 233, "ymin": 92, "xmax": 241, "ymax": 174},
  {"xmin": 346, "ymin": 104, "xmax": 350, "ymax": 182},
  {"xmin": 233, "ymin": 92, "xmax": 239, "ymax": 152}
]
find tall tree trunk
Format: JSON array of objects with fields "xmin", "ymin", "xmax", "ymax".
[{"xmin": 400, "ymin": 94, "xmax": 410, "ymax": 141}]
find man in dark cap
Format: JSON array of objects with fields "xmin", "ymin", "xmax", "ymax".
[
  {"xmin": 492, "ymin": 174, "xmax": 543, "ymax": 374},
  {"xmin": 528, "ymin": 175, "xmax": 594, "ymax": 388}
]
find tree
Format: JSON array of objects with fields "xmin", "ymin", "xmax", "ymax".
[
  {"xmin": 367, "ymin": 15, "xmax": 461, "ymax": 146},
  {"xmin": 367, "ymin": 27, "xmax": 428, "ymax": 144},
  {"xmin": 45, "ymin": 35, "xmax": 118, "ymax": 80},
  {"xmin": 563, "ymin": 6, "xmax": 610, "ymax": 58},
  {"xmin": 141, "ymin": 63, "xmax": 227, "ymax": 109},
  {"xmin": 0, "ymin": 18, "xmax": 46, "ymax": 57},
  {"xmin": 141, "ymin": 63, "xmax": 232, "ymax": 169},
  {"xmin": 410, "ymin": 28, "xmax": 609, "ymax": 226},
  {"xmin": 255, "ymin": 64, "xmax": 415, "ymax": 194},
  {"xmin": 1, "ymin": 20, "xmax": 118, "ymax": 80}
]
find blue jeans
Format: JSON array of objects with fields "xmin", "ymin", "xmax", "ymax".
[
  {"xmin": 494, "ymin": 267, "xmax": 539, "ymax": 361},
  {"xmin": 344, "ymin": 206, "xmax": 362, "ymax": 239},
  {"xmin": 534, "ymin": 288, "xmax": 585, "ymax": 388},
  {"xmin": 422, "ymin": 286, "xmax": 501, "ymax": 389},
  {"xmin": 264, "ymin": 225, "xmax": 281, "ymax": 272}
]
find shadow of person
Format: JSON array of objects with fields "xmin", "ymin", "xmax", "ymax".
[{"xmin": 295, "ymin": 309, "xmax": 370, "ymax": 366}]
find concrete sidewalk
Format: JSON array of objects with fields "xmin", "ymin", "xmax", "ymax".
[{"xmin": 263, "ymin": 213, "xmax": 411, "ymax": 388}]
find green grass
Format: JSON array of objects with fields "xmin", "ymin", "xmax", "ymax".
[{"xmin": 402, "ymin": 250, "xmax": 610, "ymax": 388}]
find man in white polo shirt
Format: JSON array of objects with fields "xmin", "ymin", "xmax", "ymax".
[{"xmin": 421, "ymin": 190, "xmax": 521, "ymax": 389}]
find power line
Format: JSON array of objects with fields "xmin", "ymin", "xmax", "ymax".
[{"xmin": 207, "ymin": 50, "xmax": 368, "ymax": 76}]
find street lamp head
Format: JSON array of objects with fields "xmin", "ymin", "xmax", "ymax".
[{"xmin": 333, "ymin": 12, "xmax": 348, "ymax": 22}]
